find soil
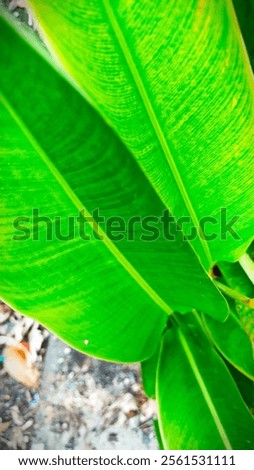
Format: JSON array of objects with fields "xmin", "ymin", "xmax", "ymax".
[{"xmin": 0, "ymin": 303, "xmax": 158, "ymax": 450}]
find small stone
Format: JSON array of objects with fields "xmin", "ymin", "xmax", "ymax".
[
  {"xmin": 128, "ymin": 415, "xmax": 140, "ymax": 429},
  {"xmin": 10, "ymin": 406, "xmax": 23, "ymax": 426},
  {"xmin": 121, "ymin": 393, "xmax": 138, "ymax": 414},
  {"xmin": 22, "ymin": 419, "xmax": 33, "ymax": 431},
  {"xmin": 131, "ymin": 383, "xmax": 140, "ymax": 393},
  {"xmin": 32, "ymin": 443, "xmax": 45, "ymax": 450}
]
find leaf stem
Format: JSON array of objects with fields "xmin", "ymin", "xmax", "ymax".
[
  {"xmin": 215, "ymin": 281, "xmax": 254, "ymax": 308},
  {"xmin": 239, "ymin": 253, "xmax": 254, "ymax": 284}
]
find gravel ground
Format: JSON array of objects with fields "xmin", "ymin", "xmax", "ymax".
[
  {"xmin": 0, "ymin": 303, "xmax": 158, "ymax": 450},
  {"xmin": 31, "ymin": 337, "xmax": 158, "ymax": 450},
  {"xmin": 0, "ymin": 302, "xmax": 48, "ymax": 449}
]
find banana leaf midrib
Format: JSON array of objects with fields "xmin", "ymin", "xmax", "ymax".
[
  {"xmin": 0, "ymin": 90, "xmax": 174, "ymax": 317},
  {"xmin": 101, "ymin": 0, "xmax": 213, "ymax": 268},
  {"xmin": 177, "ymin": 327, "xmax": 232, "ymax": 449}
]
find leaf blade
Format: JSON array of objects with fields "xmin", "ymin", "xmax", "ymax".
[
  {"xmin": 203, "ymin": 310, "xmax": 254, "ymax": 380},
  {"xmin": 157, "ymin": 322, "xmax": 254, "ymax": 449},
  {"xmin": 28, "ymin": 0, "xmax": 254, "ymax": 268},
  {"xmin": 141, "ymin": 344, "xmax": 160, "ymax": 399},
  {"xmin": 0, "ymin": 13, "xmax": 229, "ymax": 361}
]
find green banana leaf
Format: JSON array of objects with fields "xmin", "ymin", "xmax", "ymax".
[
  {"xmin": 141, "ymin": 343, "xmax": 160, "ymax": 399},
  {"xmin": 218, "ymin": 260, "xmax": 254, "ymax": 340},
  {"xmin": 28, "ymin": 0, "xmax": 254, "ymax": 269},
  {"xmin": 235, "ymin": 302, "xmax": 254, "ymax": 342},
  {"xmin": 157, "ymin": 322, "xmax": 254, "ymax": 450},
  {"xmin": 153, "ymin": 420, "xmax": 164, "ymax": 450},
  {"xmin": 226, "ymin": 361, "xmax": 254, "ymax": 415},
  {"xmin": 0, "ymin": 13, "xmax": 229, "ymax": 362},
  {"xmin": 202, "ymin": 310, "xmax": 254, "ymax": 380},
  {"xmin": 219, "ymin": 261, "xmax": 254, "ymax": 297}
]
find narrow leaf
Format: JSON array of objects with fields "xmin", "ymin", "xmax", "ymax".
[
  {"xmin": 235, "ymin": 302, "xmax": 254, "ymax": 342},
  {"xmin": 226, "ymin": 361, "xmax": 254, "ymax": 415},
  {"xmin": 219, "ymin": 261, "xmax": 254, "ymax": 298},
  {"xmin": 202, "ymin": 311, "xmax": 254, "ymax": 380},
  {"xmin": 157, "ymin": 322, "xmax": 254, "ymax": 449},
  {"xmin": 153, "ymin": 420, "xmax": 164, "ymax": 450},
  {"xmin": 218, "ymin": 260, "xmax": 254, "ymax": 340}
]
